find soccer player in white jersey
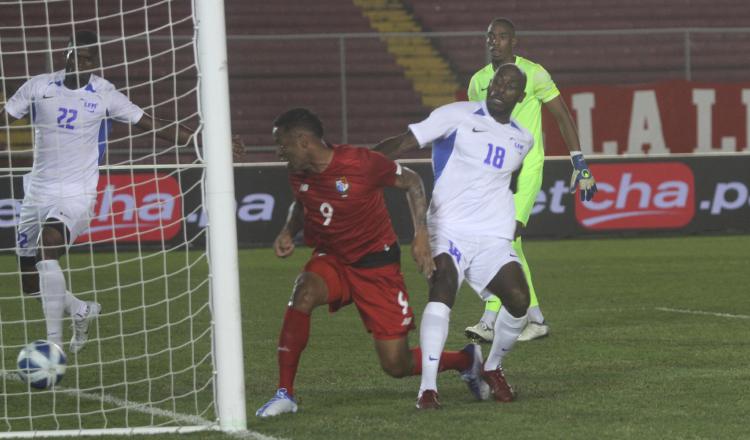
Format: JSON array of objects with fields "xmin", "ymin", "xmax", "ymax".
[
  {"xmin": 377, "ymin": 64, "xmax": 596, "ymax": 409},
  {"xmin": 0, "ymin": 30, "xmax": 200, "ymax": 354}
]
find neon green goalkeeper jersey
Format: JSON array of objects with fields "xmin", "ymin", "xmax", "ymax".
[{"xmin": 467, "ymin": 55, "xmax": 560, "ymax": 225}]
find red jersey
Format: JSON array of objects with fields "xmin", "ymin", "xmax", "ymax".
[{"xmin": 289, "ymin": 145, "xmax": 400, "ymax": 264}]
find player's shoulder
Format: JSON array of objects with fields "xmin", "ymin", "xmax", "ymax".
[
  {"xmin": 22, "ymin": 71, "xmax": 60, "ymax": 90},
  {"xmin": 470, "ymin": 63, "xmax": 494, "ymax": 81},
  {"xmin": 87, "ymin": 75, "xmax": 118, "ymax": 94},
  {"xmin": 434, "ymin": 101, "xmax": 483, "ymax": 118},
  {"xmin": 334, "ymin": 143, "xmax": 387, "ymax": 162},
  {"xmin": 514, "ymin": 55, "xmax": 546, "ymax": 73},
  {"xmin": 509, "ymin": 117, "xmax": 534, "ymax": 143}
]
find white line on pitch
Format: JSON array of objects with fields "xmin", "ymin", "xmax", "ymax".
[
  {"xmin": 655, "ymin": 307, "xmax": 750, "ymax": 320},
  {"xmin": 0, "ymin": 371, "xmax": 282, "ymax": 440}
]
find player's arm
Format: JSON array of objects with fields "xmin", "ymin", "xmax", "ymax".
[
  {"xmin": 135, "ymin": 113, "xmax": 244, "ymax": 159},
  {"xmin": 545, "ymin": 96, "xmax": 598, "ymax": 201},
  {"xmin": 371, "ymin": 131, "xmax": 420, "ymax": 160},
  {"xmin": 1, "ymin": 82, "xmax": 32, "ymax": 149},
  {"xmin": 1, "ymin": 107, "xmax": 19, "ymax": 125},
  {"xmin": 392, "ymin": 165, "xmax": 435, "ymax": 278},
  {"xmin": 274, "ymin": 200, "xmax": 304, "ymax": 258},
  {"xmin": 135, "ymin": 113, "xmax": 195, "ymax": 145}
]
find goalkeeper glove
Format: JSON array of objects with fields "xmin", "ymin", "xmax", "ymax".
[{"xmin": 569, "ymin": 152, "xmax": 597, "ymax": 201}]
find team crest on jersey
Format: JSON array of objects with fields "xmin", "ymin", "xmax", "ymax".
[
  {"xmin": 83, "ymin": 101, "xmax": 98, "ymax": 112},
  {"xmin": 509, "ymin": 137, "xmax": 525, "ymax": 153},
  {"xmin": 335, "ymin": 177, "xmax": 349, "ymax": 197}
]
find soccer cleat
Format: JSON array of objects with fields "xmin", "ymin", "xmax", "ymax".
[
  {"xmin": 517, "ymin": 321, "xmax": 549, "ymax": 342},
  {"xmin": 464, "ymin": 321, "xmax": 494, "ymax": 343},
  {"xmin": 256, "ymin": 388, "xmax": 298, "ymax": 417},
  {"xmin": 481, "ymin": 367, "xmax": 516, "ymax": 402},
  {"xmin": 459, "ymin": 343, "xmax": 490, "ymax": 400},
  {"xmin": 70, "ymin": 301, "xmax": 101, "ymax": 354},
  {"xmin": 416, "ymin": 389, "xmax": 441, "ymax": 410}
]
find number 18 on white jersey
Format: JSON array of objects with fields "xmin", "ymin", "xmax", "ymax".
[{"xmin": 408, "ymin": 101, "xmax": 534, "ymax": 241}]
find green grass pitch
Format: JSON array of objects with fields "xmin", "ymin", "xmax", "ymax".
[{"xmin": 1, "ymin": 235, "xmax": 749, "ymax": 439}]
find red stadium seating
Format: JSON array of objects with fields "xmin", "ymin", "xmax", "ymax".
[{"xmin": 2, "ymin": 0, "xmax": 748, "ymax": 163}]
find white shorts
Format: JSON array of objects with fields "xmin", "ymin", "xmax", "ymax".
[
  {"xmin": 16, "ymin": 195, "xmax": 95, "ymax": 257},
  {"xmin": 430, "ymin": 230, "xmax": 520, "ymax": 299}
]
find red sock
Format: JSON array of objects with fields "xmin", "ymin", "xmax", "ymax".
[
  {"xmin": 410, "ymin": 347, "xmax": 471, "ymax": 375},
  {"xmin": 440, "ymin": 349, "xmax": 472, "ymax": 372},
  {"xmin": 277, "ymin": 307, "xmax": 311, "ymax": 396}
]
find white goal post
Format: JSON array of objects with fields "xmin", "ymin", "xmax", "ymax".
[
  {"xmin": 195, "ymin": 0, "xmax": 247, "ymax": 433},
  {"xmin": 0, "ymin": 0, "xmax": 246, "ymax": 436}
]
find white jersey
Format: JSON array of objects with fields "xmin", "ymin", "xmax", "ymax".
[
  {"xmin": 4, "ymin": 70, "xmax": 144, "ymax": 201},
  {"xmin": 409, "ymin": 101, "xmax": 534, "ymax": 240}
]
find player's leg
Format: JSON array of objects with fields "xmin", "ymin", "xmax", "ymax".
[
  {"xmin": 35, "ymin": 220, "xmax": 69, "ymax": 348},
  {"xmin": 514, "ymin": 236, "xmax": 549, "ymax": 341},
  {"xmin": 19, "ymin": 256, "xmax": 40, "ymax": 297},
  {"xmin": 20, "ymin": 254, "xmax": 93, "ymax": 316},
  {"xmin": 278, "ymin": 271, "xmax": 329, "ymax": 391},
  {"xmin": 415, "ymin": 253, "xmax": 461, "ymax": 408},
  {"xmin": 465, "ymin": 293, "xmax": 500, "ymax": 343},
  {"xmin": 257, "ymin": 255, "xmax": 339, "ymax": 418},
  {"xmin": 481, "ymin": 261, "xmax": 529, "ymax": 402},
  {"xmin": 466, "ymin": 234, "xmax": 548, "ymax": 343},
  {"xmin": 372, "ymin": 336, "xmax": 487, "ymax": 408}
]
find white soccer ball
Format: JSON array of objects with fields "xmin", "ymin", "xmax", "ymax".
[{"xmin": 17, "ymin": 340, "xmax": 67, "ymax": 389}]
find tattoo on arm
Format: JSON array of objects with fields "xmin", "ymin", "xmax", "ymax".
[{"xmin": 395, "ymin": 167, "xmax": 428, "ymax": 230}]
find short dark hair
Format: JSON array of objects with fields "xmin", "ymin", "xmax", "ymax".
[
  {"xmin": 490, "ymin": 17, "xmax": 516, "ymax": 36},
  {"xmin": 67, "ymin": 30, "xmax": 98, "ymax": 56},
  {"xmin": 496, "ymin": 63, "xmax": 527, "ymax": 89},
  {"xmin": 273, "ymin": 108, "xmax": 324, "ymax": 138},
  {"xmin": 72, "ymin": 30, "xmax": 98, "ymax": 46}
]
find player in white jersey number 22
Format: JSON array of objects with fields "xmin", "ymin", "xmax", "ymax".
[{"xmin": 0, "ymin": 30, "xmax": 205, "ymax": 355}]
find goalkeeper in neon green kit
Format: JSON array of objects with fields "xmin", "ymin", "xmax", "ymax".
[{"xmin": 464, "ymin": 17, "xmax": 598, "ymax": 342}]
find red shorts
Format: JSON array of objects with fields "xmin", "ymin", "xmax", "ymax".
[{"xmin": 303, "ymin": 253, "xmax": 415, "ymax": 340}]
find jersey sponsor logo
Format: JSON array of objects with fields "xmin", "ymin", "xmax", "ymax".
[
  {"xmin": 575, "ymin": 163, "xmax": 694, "ymax": 230},
  {"xmin": 335, "ymin": 177, "xmax": 349, "ymax": 197},
  {"xmin": 77, "ymin": 173, "xmax": 182, "ymax": 243},
  {"xmin": 299, "ymin": 183, "xmax": 309, "ymax": 192}
]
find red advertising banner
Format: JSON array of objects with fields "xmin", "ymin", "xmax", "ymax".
[
  {"xmin": 76, "ymin": 173, "xmax": 183, "ymax": 243},
  {"xmin": 543, "ymin": 80, "xmax": 750, "ymax": 156},
  {"xmin": 574, "ymin": 163, "xmax": 695, "ymax": 230}
]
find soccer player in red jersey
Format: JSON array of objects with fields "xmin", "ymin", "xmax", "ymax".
[{"xmin": 256, "ymin": 108, "xmax": 489, "ymax": 417}]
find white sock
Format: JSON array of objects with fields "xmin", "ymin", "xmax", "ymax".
[
  {"xmin": 480, "ymin": 309, "xmax": 498, "ymax": 328},
  {"xmin": 480, "ymin": 293, "xmax": 500, "ymax": 327},
  {"xmin": 484, "ymin": 307, "xmax": 526, "ymax": 371},
  {"xmin": 64, "ymin": 290, "xmax": 87, "ymax": 317},
  {"xmin": 418, "ymin": 302, "xmax": 451, "ymax": 394},
  {"xmin": 527, "ymin": 305, "xmax": 545, "ymax": 324},
  {"xmin": 36, "ymin": 260, "xmax": 67, "ymax": 347}
]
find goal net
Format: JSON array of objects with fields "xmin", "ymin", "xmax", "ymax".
[{"xmin": 0, "ymin": 0, "xmax": 245, "ymax": 436}]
